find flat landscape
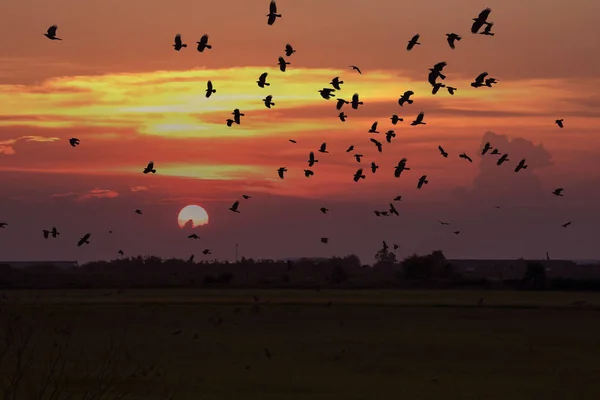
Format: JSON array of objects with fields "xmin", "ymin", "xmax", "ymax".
[{"xmin": 2, "ymin": 289, "xmax": 600, "ymax": 400}]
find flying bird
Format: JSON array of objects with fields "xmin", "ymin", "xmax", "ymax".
[
  {"xmin": 0, "ymin": 223, "xmax": 7, "ymax": 228},
  {"xmin": 438, "ymin": 220, "xmax": 450, "ymax": 226},
  {"xmin": 389, "ymin": 203, "xmax": 399, "ymax": 216},
  {"xmin": 346, "ymin": 145, "xmax": 354, "ymax": 152},
  {"xmin": 351, "ymin": 93, "xmax": 363, "ymax": 109},
  {"xmin": 196, "ymin": 35, "xmax": 212, "ymax": 52},
  {"xmin": 289, "ymin": 139, "xmax": 297, "ymax": 143},
  {"xmin": 205, "ymin": 80, "xmax": 216, "ymax": 98},
  {"xmin": 143, "ymin": 161, "xmax": 156, "ymax": 174},
  {"xmin": 338, "ymin": 112, "xmax": 347, "ymax": 122},
  {"xmin": 277, "ymin": 167, "xmax": 287, "ymax": 179},
  {"xmin": 485, "ymin": 78, "xmax": 499, "ymax": 87},
  {"xmin": 385, "ymin": 130, "xmax": 396, "ymax": 143},
  {"xmin": 370, "ymin": 138, "xmax": 383, "ymax": 152},
  {"xmin": 135, "ymin": 209, "xmax": 142, "ymax": 215},
  {"xmin": 417, "ymin": 175, "xmax": 429, "ymax": 189},
  {"xmin": 482, "ymin": 142, "xmax": 492, "ymax": 155},
  {"xmin": 304, "ymin": 169, "xmax": 314, "ymax": 178},
  {"xmin": 308, "ymin": 151, "xmax": 319, "ymax": 166},
  {"xmin": 321, "ymin": 237, "xmax": 329, "ymax": 244},
  {"xmin": 446, "ymin": 33, "xmax": 462, "ymax": 49},
  {"xmin": 561, "ymin": 221, "xmax": 572, "ymax": 228},
  {"xmin": 407, "ymin": 34, "xmax": 421, "ymax": 50},
  {"xmin": 438, "ymin": 146, "xmax": 448, "ymax": 158},
  {"xmin": 552, "ymin": 188, "xmax": 564, "ymax": 196},
  {"xmin": 453, "ymin": 231, "xmax": 460, "ymax": 235},
  {"xmin": 267, "ymin": 0, "xmax": 282, "ymax": 25},
  {"xmin": 188, "ymin": 234, "xmax": 200, "ymax": 240},
  {"xmin": 471, "ymin": 8, "xmax": 492, "ymax": 34},
  {"xmin": 354, "ymin": 154, "xmax": 363, "ymax": 163},
  {"xmin": 515, "ymin": 159, "xmax": 528, "ymax": 172},
  {"xmin": 497, "ymin": 154, "xmax": 509, "ymax": 165},
  {"xmin": 320, "ymin": 207, "xmax": 329, "ymax": 214},
  {"xmin": 330, "ymin": 77, "xmax": 344, "ymax": 90},
  {"xmin": 398, "ymin": 91, "xmax": 414, "ymax": 106},
  {"xmin": 242, "ymin": 195, "xmax": 251, "ymax": 199},
  {"xmin": 318, "ymin": 142, "xmax": 329, "ymax": 153},
  {"xmin": 349, "ymin": 65, "xmax": 362, "ymax": 74},
  {"xmin": 370, "ymin": 162, "xmax": 379, "ymax": 173},
  {"xmin": 446, "ymin": 86, "xmax": 457, "ymax": 95},
  {"xmin": 411, "ymin": 112, "xmax": 426, "ymax": 126},
  {"xmin": 555, "ymin": 119, "xmax": 564, "ymax": 128},
  {"xmin": 173, "ymin": 34, "xmax": 187, "ymax": 51},
  {"xmin": 226, "ymin": 119, "xmax": 235, "ymax": 127},
  {"xmin": 480, "ymin": 22, "xmax": 495, "ymax": 36},
  {"xmin": 202, "ymin": 249, "xmax": 211, "ymax": 255},
  {"xmin": 353, "ymin": 168, "xmax": 366, "ymax": 182},
  {"xmin": 278, "ymin": 57, "xmax": 290, "ymax": 72},
  {"xmin": 394, "ymin": 158, "xmax": 410, "ymax": 177},
  {"xmin": 229, "ymin": 201, "xmax": 240, "ymax": 213},
  {"xmin": 44, "ymin": 25, "xmax": 62, "ymax": 40},
  {"xmin": 368, "ymin": 122, "xmax": 379, "ymax": 134},
  {"xmin": 459, "ymin": 152, "xmax": 473, "ymax": 162},
  {"xmin": 285, "ymin": 43, "xmax": 296, "ymax": 56},
  {"xmin": 471, "ymin": 72, "xmax": 488, "ymax": 88},
  {"xmin": 319, "ymin": 88, "xmax": 336, "ymax": 100},
  {"xmin": 77, "ymin": 233, "xmax": 91, "ymax": 247},
  {"xmin": 335, "ymin": 98, "xmax": 349, "ymax": 110},
  {"xmin": 262, "ymin": 95, "xmax": 275, "ymax": 108},
  {"xmin": 393, "ymin": 196, "xmax": 402, "ymax": 201},
  {"xmin": 432, "ymin": 82, "xmax": 446, "ymax": 95},
  {"xmin": 390, "ymin": 115, "xmax": 403, "ymax": 124},
  {"xmin": 118, "ymin": 250, "xmax": 124, "ymax": 256},
  {"xmin": 257, "ymin": 72, "xmax": 270, "ymax": 88},
  {"xmin": 69, "ymin": 138, "xmax": 80, "ymax": 147}
]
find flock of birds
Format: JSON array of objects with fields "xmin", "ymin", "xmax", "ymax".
[{"xmin": 0, "ymin": 3, "xmax": 573, "ymax": 260}]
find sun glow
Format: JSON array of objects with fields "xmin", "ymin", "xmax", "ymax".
[{"xmin": 177, "ymin": 205, "xmax": 209, "ymax": 228}]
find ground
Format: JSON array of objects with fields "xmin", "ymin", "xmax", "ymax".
[{"xmin": 2, "ymin": 289, "xmax": 600, "ymax": 400}]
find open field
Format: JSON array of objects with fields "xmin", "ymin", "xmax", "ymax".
[{"xmin": 2, "ymin": 289, "xmax": 600, "ymax": 400}]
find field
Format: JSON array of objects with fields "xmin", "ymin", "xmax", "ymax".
[{"xmin": 2, "ymin": 289, "xmax": 600, "ymax": 400}]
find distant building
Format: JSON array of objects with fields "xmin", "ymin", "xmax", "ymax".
[{"xmin": 0, "ymin": 261, "xmax": 79, "ymax": 270}]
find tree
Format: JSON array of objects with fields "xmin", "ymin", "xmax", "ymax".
[
  {"xmin": 329, "ymin": 265, "xmax": 348, "ymax": 285},
  {"xmin": 374, "ymin": 248, "xmax": 398, "ymax": 268}
]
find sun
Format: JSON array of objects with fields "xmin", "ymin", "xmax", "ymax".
[{"xmin": 177, "ymin": 205, "xmax": 209, "ymax": 228}]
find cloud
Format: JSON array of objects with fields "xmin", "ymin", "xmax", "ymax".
[
  {"xmin": 131, "ymin": 185, "xmax": 148, "ymax": 192},
  {"xmin": 0, "ymin": 135, "xmax": 60, "ymax": 154},
  {"xmin": 50, "ymin": 188, "xmax": 119, "ymax": 201}
]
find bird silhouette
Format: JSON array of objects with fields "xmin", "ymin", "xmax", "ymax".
[
  {"xmin": 368, "ymin": 122, "xmax": 379, "ymax": 133},
  {"xmin": 471, "ymin": 72, "xmax": 488, "ymax": 88},
  {"xmin": 561, "ymin": 221, "xmax": 572, "ymax": 228},
  {"xmin": 351, "ymin": 93, "xmax": 363, "ymax": 109},
  {"xmin": 480, "ymin": 22, "xmax": 495, "ymax": 36},
  {"xmin": 42, "ymin": 229, "xmax": 50, "ymax": 239},
  {"xmin": 320, "ymin": 207, "xmax": 329, "ymax": 214},
  {"xmin": 267, "ymin": 0, "xmax": 282, "ymax": 25},
  {"xmin": 118, "ymin": 250, "xmax": 124, "ymax": 256},
  {"xmin": 69, "ymin": 138, "xmax": 80, "ymax": 147},
  {"xmin": 446, "ymin": 33, "xmax": 462, "ymax": 49},
  {"xmin": 398, "ymin": 91, "xmax": 414, "ymax": 106},
  {"xmin": 552, "ymin": 188, "xmax": 564, "ymax": 196},
  {"xmin": 407, "ymin": 34, "xmax": 421, "ymax": 50},
  {"xmin": 485, "ymin": 78, "xmax": 499, "ymax": 87},
  {"xmin": 143, "ymin": 161, "xmax": 156, "ymax": 174},
  {"xmin": 278, "ymin": 57, "xmax": 290, "ymax": 72},
  {"xmin": 555, "ymin": 119, "xmax": 564, "ymax": 128},
  {"xmin": 389, "ymin": 203, "xmax": 399, "ymax": 216},
  {"xmin": 285, "ymin": 43, "xmax": 296, "ymax": 56},
  {"xmin": 257, "ymin": 72, "xmax": 270, "ymax": 88},
  {"xmin": 319, "ymin": 88, "xmax": 336, "ymax": 99},
  {"xmin": 321, "ymin": 237, "xmax": 329, "ymax": 244},
  {"xmin": 202, "ymin": 249, "xmax": 211, "ymax": 255},
  {"xmin": 417, "ymin": 175, "xmax": 429, "ymax": 189},
  {"xmin": 206, "ymin": 80, "xmax": 216, "ymax": 98},
  {"xmin": 289, "ymin": 139, "xmax": 297, "ymax": 144},
  {"xmin": 471, "ymin": 8, "xmax": 492, "ymax": 34},
  {"xmin": 459, "ymin": 153, "xmax": 473, "ymax": 162},
  {"xmin": 515, "ymin": 159, "xmax": 528, "ymax": 172},
  {"xmin": 370, "ymin": 162, "xmax": 379, "ymax": 173},
  {"xmin": 446, "ymin": 86, "xmax": 457, "ymax": 95},
  {"xmin": 226, "ymin": 119, "xmax": 235, "ymax": 127},
  {"xmin": 330, "ymin": 77, "xmax": 344, "ymax": 90},
  {"xmin": 0, "ymin": 223, "xmax": 7, "ymax": 228},
  {"xmin": 173, "ymin": 34, "xmax": 187, "ymax": 51},
  {"xmin": 453, "ymin": 231, "xmax": 460, "ymax": 235},
  {"xmin": 411, "ymin": 112, "xmax": 426, "ymax": 126},
  {"xmin": 232, "ymin": 109, "xmax": 244, "ymax": 124},
  {"xmin": 354, "ymin": 154, "xmax": 363, "ymax": 163},
  {"xmin": 438, "ymin": 146, "xmax": 448, "ymax": 157},
  {"xmin": 188, "ymin": 234, "xmax": 200, "ymax": 240},
  {"xmin": 497, "ymin": 154, "xmax": 509, "ymax": 165},
  {"xmin": 335, "ymin": 98, "xmax": 349, "ymax": 110},
  {"xmin": 353, "ymin": 168, "xmax": 366, "ymax": 182},
  {"xmin": 393, "ymin": 196, "xmax": 402, "ymax": 201},
  {"xmin": 390, "ymin": 114, "xmax": 403, "ymax": 124},
  {"xmin": 346, "ymin": 145, "xmax": 354, "ymax": 152},
  {"xmin": 135, "ymin": 209, "xmax": 143, "ymax": 215},
  {"xmin": 44, "ymin": 25, "xmax": 62, "ymax": 40},
  {"xmin": 304, "ymin": 169, "xmax": 314, "ymax": 178},
  {"xmin": 394, "ymin": 158, "xmax": 410, "ymax": 177},
  {"xmin": 242, "ymin": 194, "xmax": 251, "ymax": 199},
  {"xmin": 262, "ymin": 95, "xmax": 275, "ymax": 108},
  {"xmin": 308, "ymin": 151, "xmax": 318, "ymax": 167},
  {"xmin": 338, "ymin": 112, "xmax": 347, "ymax": 122},
  {"xmin": 438, "ymin": 220, "xmax": 450, "ymax": 226},
  {"xmin": 490, "ymin": 148, "xmax": 500, "ymax": 155},
  {"xmin": 77, "ymin": 233, "xmax": 91, "ymax": 247},
  {"xmin": 432, "ymin": 82, "xmax": 446, "ymax": 95},
  {"xmin": 229, "ymin": 201, "xmax": 240, "ymax": 213},
  {"xmin": 482, "ymin": 142, "xmax": 492, "ymax": 155},
  {"xmin": 370, "ymin": 138, "xmax": 383, "ymax": 152},
  {"xmin": 196, "ymin": 35, "xmax": 212, "ymax": 52},
  {"xmin": 277, "ymin": 167, "xmax": 287, "ymax": 179},
  {"xmin": 385, "ymin": 130, "xmax": 396, "ymax": 143},
  {"xmin": 349, "ymin": 65, "xmax": 362, "ymax": 74},
  {"xmin": 318, "ymin": 142, "xmax": 329, "ymax": 153}
]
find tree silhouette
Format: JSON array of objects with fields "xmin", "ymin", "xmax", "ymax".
[{"xmin": 374, "ymin": 248, "xmax": 398, "ymax": 268}]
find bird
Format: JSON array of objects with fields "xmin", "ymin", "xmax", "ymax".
[
  {"xmin": 42, "ymin": 229, "xmax": 50, "ymax": 239},
  {"xmin": 308, "ymin": 152, "xmax": 318, "ymax": 167},
  {"xmin": 346, "ymin": 145, "xmax": 354, "ymax": 152},
  {"xmin": 335, "ymin": 99, "xmax": 349, "ymax": 110},
  {"xmin": 44, "ymin": 25, "xmax": 62, "ymax": 40},
  {"xmin": 277, "ymin": 167, "xmax": 287, "ymax": 179},
  {"xmin": 349, "ymin": 65, "xmax": 362, "ymax": 74},
  {"xmin": 480, "ymin": 22, "xmax": 495, "ymax": 36},
  {"xmin": 318, "ymin": 143, "xmax": 329, "ymax": 153},
  {"xmin": 338, "ymin": 112, "xmax": 347, "ymax": 122},
  {"xmin": 393, "ymin": 196, "xmax": 402, "ymax": 201},
  {"xmin": 490, "ymin": 148, "xmax": 500, "ymax": 155},
  {"xmin": 485, "ymin": 78, "xmax": 499, "ymax": 87},
  {"xmin": 196, "ymin": 35, "xmax": 212, "ymax": 52},
  {"xmin": 304, "ymin": 169, "xmax": 314, "ymax": 178},
  {"xmin": 143, "ymin": 161, "xmax": 156, "ymax": 174},
  {"xmin": 368, "ymin": 122, "xmax": 379, "ymax": 134},
  {"xmin": 351, "ymin": 93, "xmax": 363, "ymax": 109},
  {"xmin": 515, "ymin": 159, "xmax": 528, "ymax": 172},
  {"xmin": 188, "ymin": 234, "xmax": 200, "ymax": 240},
  {"xmin": 262, "ymin": 95, "xmax": 275, "ymax": 108},
  {"xmin": 257, "ymin": 72, "xmax": 270, "ymax": 88},
  {"xmin": 546, "ymin": 251, "xmax": 550, "ymax": 261},
  {"xmin": 446, "ymin": 33, "xmax": 462, "ymax": 49},
  {"xmin": 267, "ymin": 0, "xmax": 282, "ymax": 25},
  {"xmin": 417, "ymin": 175, "xmax": 429, "ymax": 189},
  {"xmin": 320, "ymin": 207, "xmax": 329, "ymax": 214},
  {"xmin": 354, "ymin": 154, "xmax": 363, "ymax": 163},
  {"xmin": 552, "ymin": 188, "xmax": 564, "ymax": 196},
  {"xmin": 202, "ymin": 249, "xmax": 211, "ymax": 255},
  {"xmin": 432, "ymin": 82, "xmax": 446, "ymax": 95},
  {"xmin": 77, "ymin": 233, "xmax": 91, "ymax": 247},
  {"xmin": 321, "ymin": 238, "xmax": 329, "ymax": 244},
  {"xmin": 438, "ymin": 146, "xmax": 448, "ymax": 158},
  {"xmin": 69, "ymin": 138, "xmax": 80, "ymax": 147},
  {"xmin": 446, "ymin": 86, "xmax": 457, "ymax": 95},
  {"xmin": 205, "ymin": 80, "xmax": 216, "ymax": 98},
  {"xmin": 289, "ymin": 139, "xmax": 297, "ymax": 144},
  {"xmin": 229, "ymin": 201, "xmax": 240, "ymax": 213},
  {"xmin": 471, "ymin": 8, "xmax": 492, "ymax": 34},
  {"xmin": 370, "ymin": 138, "xmax": 383, "ymax": 152},
  {"xmin": 482, "ymin": 142, "xmax": 492, "ymax": 155},
  {"xmin": 389, "ymin": 203, "xmax": 399, "ymax": 216},
  {"xmin": 226, "ymin": 119, "xmax": 235, "ymax": 127},
  {"xmin": 135, "ymin": 209, "xmax": 143, "ymax": 215},
  {"xmin": 428, "ymin": 68, "xmax": 445, "ymax": 86},
  {"xmin": 118, "ymin": 250, "xmax": 124, "ymax": 256},
  {"xmin": 285, "ymin": 43, "xmax": 296, "ymax": 56},
  {"xmin": 393, "ymin": 244, "xmax": 399, "ymax": 250},
  {"xmin": 353, "ymin": 168, "xmax": 366, "ymax": 182},
  {"xmin": 232, "ymin": 109, "xmax": 244, "ymax": 124},
  {"xmin": 471, "ymin": 72, "xmax": 488, "ymax": 88},
  {"xmin": 561, "ymin": 221, "xmax": 572, "ymax": 228},
  {"xmin": 173, "ymin": 34, "xmax": 187, "ymax": 51},
  {"xmin": 411, "ymin": 112, "xmax": 426, "ymax": 126},
  {"xmin": 277, "ymin": 57, "xmax": 290, "ymax": 72},
  {"xmin": 330, "ymin": 77, "xmax": 344, "ymax": 90},
  {"xmin": 459, "ymin": 153, "xmax": 473, "ymax": 162},
  {"xmin": 242, "ymin": 195, "xmax": 251, "ymax": 199},
  {"xmin": 319, "ymin": 88, "xmax": 336, "ymax": 100},
  {"xmin": 453, "ymin": 231, "xmax": 460, "ymax": 235},
  {"xmin": 390, "ymin": 115, "xmax": 403, "ymax": 124},
  {"xmin": 407, "ymin": 34, "xmax": 421, "ymax": 50},
  {"xmin": 0, "ymin": 223, "xmax": 7, "ymax": 228},
  {"xmin": 438, "ymin": 220, "xmax": 450, "ymax": 226},
  {"xmin": 555, "ymin": 119, "xmax": 564, "ymax": 128},
  {"xmin": 398, "ymin": 91, "xmax": 414, "ymax": 106},
  {"xmin": 431, "ymin": 61, "xmax": 447, "ymax": 76},
  {"xmin": 497, "ymin": 154, "xmax": 509, "ymax": 165},
  {"xmin": 385, "ymin": 130, "xmax": 396, "ymax": 143},
  {"xmin": 370, "ymin": 162, "xmax": 379, "ymax": 173},
  {"xmin": 394, "ymin": 158, "xmax": 410, "ymax": 177}
]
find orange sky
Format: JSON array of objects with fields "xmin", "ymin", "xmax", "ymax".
[{"xmin": 1, "ymin": 0, "xmax": 599, "ymax": 263}]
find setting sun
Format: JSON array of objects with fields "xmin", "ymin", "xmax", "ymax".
[{"xmin": 177, "ymin": 205, "xmax": 209, "ymax": 228}]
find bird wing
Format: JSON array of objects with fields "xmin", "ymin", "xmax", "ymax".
[
  {"xmin": 285, "ymin": 44, "xmax": 292, "ymax": 51},
  {"xmin": 175, "ymin": 34, "xmax": 182, "ymax": 46},
  {"xmin": 476, "ymin": 72, "xmax": 488, "ymax": 83},
  {"xmin": 232, "ymin": 201, "xmax": 239, "ymax": 210},
  {"xmin": 479, "ymin": 8, "xmax": 491, "ymax": 19},
  {"xmin": 371, "ymin": 122, "xmax": 377, "ymax": 130},
  {"xmin": 259, "ymin": 72, "xmax": 267, "ymax": 81},
  {"xmin": 48, "ymin": 25, "xmax": 58, "ymax": 36},
  {"xmin": 207, "ymin": 80, "xmax": 213, "ymax": 90},
  {"xmin": 147, "ymin": 161, "xmax": 154, "ymax": 169},
  {"xmin": 278, "ymin": 56, "xmax": 284, "ymax": 63},
  {"xmin": 416, "ymin": 112, "xmax": 424, "ymax": 122},
  {"xmin": 270, "ymin": 0, "xmax": 277, "ymax": 13}
]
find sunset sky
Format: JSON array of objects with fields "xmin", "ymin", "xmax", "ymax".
[{"xmin": 1, "ymin": 0, "xmax": 600, "ymax": 264}]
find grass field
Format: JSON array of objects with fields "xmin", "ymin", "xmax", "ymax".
[{"xmin": 2, "ymin": 289, "xmax": 600, "ymax": 400}]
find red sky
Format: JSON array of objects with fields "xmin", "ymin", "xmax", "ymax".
[{"xmin": 1, "ymin": 0, "xmax": 599, "ymax": 264}]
